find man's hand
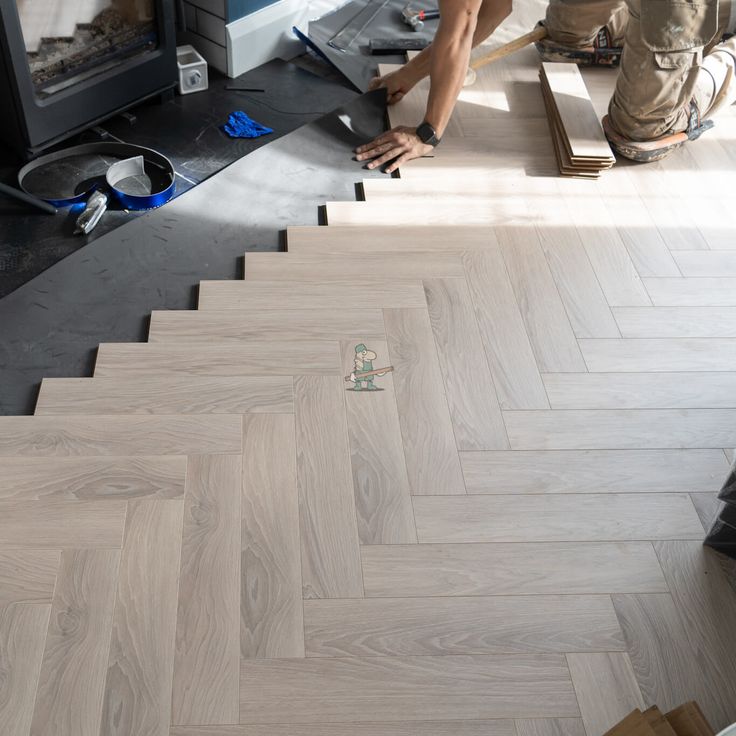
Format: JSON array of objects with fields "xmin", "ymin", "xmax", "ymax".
[
  {"xmin": 367, "ymin": 69, "xmax": 417, "ymax": 105},
  {"xmin": 355, "ymin": 126, "xmax": 434, "ymax": 174}
]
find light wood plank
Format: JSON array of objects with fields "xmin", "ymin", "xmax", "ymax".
[
  {"xmin": 197, "ymin": 280, "xmax": 428, "ymax": 310},
  {"xmin": 340, "ymin": 340, "xmax": 416, "ymax": 543},
  {"xmin": 241, "ymin": 414, "xmax": 304, "ymax": 658},
  {"xmin": 653, "ymin": 541, "xmax": 736, "ymax": 730},
  {"xmin": 0, "ymin": 550, "xmax": 59, "ymax": 607},
  {"xmin": 30, "ymin": 549, "xmax": 120, "ymax": 736},
  {"xmin": 613, "ymin": 307, "xmax": 736, "ymax": 338},
  {"xmin": 94, "ymin": 342, "xmax": 339, "ymax": 377},
  {"xmin": 462, "ymin": 249, "xmax": 549, "ymax": 409},
  {"xmin": 100, "ymin": 499, "xmax": 184, "ymax": 736},
  {"xmin": 148, "ymin": 308, "xmax": 387, "ymax": 343},
  {"xmin": 36, "ymin": 376, "xmax": 293, "ymax": 414},
  {"xmin": 516, "ymin": 719, "xmax": 587, "ymax": 736},
  {"xmin": 412, "ymin": 494, "xmax": 703, "ymax": 543},
  {"xmin": 0, "ymin": 500, "xmax": 126, "ymax": 548},
  {"xmin": 544, "ymin": 372, "xmax": 736, "ymax": 409},
  {"xmin": 239, "ymin": 654, "xmax": 580, "ymax": 722},
  {"xmin": 304, "ymin": 595, "xmax": 625, "ymax": 657},
  {"xmin": 361, "ymin": 542, "xmax": 668, "ymax": 597},
  {"xmin": 172, "ymin": 455, "xmax": 241, "ymax": 726},
  {"xmin": 423, "ymin": 279, "xmax": 509, "ymax": 451},
  {"xmin": 0, "ymin": 415, "xmax": 243, "ymax": 456},
  {"xmin": 172, "ymin": 722, "xmax": 518, "ymax": 736},
  {"xmin": 689, "ymin": 491, "xmax": 724, "ymax": 531},
  {"xmin": 295, "ymin": 376, "xmax": 363, "ymax": 599},
  {"xmin": 383, "ymin": 308, "xmax": 466, "ymax": 493},
  {"xmin": 673, "ymin": 251, "xmax": 736, "ymax": 276},
  {"xmin": 505, "ymin": 409, "xmax": 736, "ymax": 449},
  {"xmin": 460, "ymin": 449, "xmax": 728, "ymax": 494},
  {"xmin": 0, "ymin": 603, "xmax": 51, "ymax": 736},
  {"xmin": 566, "ymin": 653, "xmax": 645, "ymax": 736},
  {"xmin": 0, "ymin": 456, "xmax": 186, "ymax": 501},
  {"xmin": 644, "ymin": 278, "xmax": 736, "ymax": 306}
]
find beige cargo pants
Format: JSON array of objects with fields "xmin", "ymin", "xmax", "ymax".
[{"xmin": 544, "ymin": 0, "xmax": 736, "ymax": 140}]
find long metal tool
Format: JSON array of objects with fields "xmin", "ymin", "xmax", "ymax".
[{"xmin": 328, "ymin": 0, "xmax": 390, "ymax": 52}]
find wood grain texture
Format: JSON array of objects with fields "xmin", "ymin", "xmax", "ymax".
[
  {"xmin": 383, "ymin": 308, "xmax": 466, "ymax": 493},
  {"xmin": 361, "ymin": 542, "xmax": 668, "ymax": 597},
  {"xmin": 505, "ymin": 409, "xmax": 736, "ymax": 449},
  {"xmin": 462, "ymin": 249, "xmax": 549, "ymax": 409},
  {"xmin": 0, "ymin": 603, "xmax": 51, "ymax": 736},
  {"xmin": 197, "ymin": 279, "xmax": 428, "ymax": 310},
  {"xmin": 36, "ymin": 376, "xmax": 293, "ymax": 414},
  {"xmin": 689, "ymin": 492, "xmax": 724, "ymax": 531},
  {"xmin": 0, "ymin": 415, "xmax": 243, "ymax": 456},
  {"xmin": 30, "ymin": 549, "xmax": 120, "ymax": 736},
  {"xmin": 340, "ymin": 340, "xmax": 416, "ymax": 544},
  {"xmin": 566, "ymin": 653, "xmax": 645, "ymax": 736},
  {"xmin": 423, "ymin": 279, "xmax": 509, "ymax": 451},
  {"xmin": 613, "ymin": 307, "xmax": 736, "ymax": 338},
  {"xmin": 239, "ymin": 654, "xmax": 580, "ymax": 722},
  {"xmin": 0, "ymin": 456, "xmax": 186, "ymax": 500},
  {"xmin": 673, "ymin": 250, "xmax": 736, "ymax": 276},
  {"xmin": 241, "ymin": 414, "xmax": 304, "ymax": 658},
  {"xmin": 148, "ymin": 308, "xmax": 387, "ymax": 343},
  {"xmin": 0, "ymin": 550, "xmax": 59, "ymax": 606},
  {"xmin": 460, "ymin": 449, "xmax": 728, "ymax": 494},
  {"xmin": 172, "ymin": 455, "xmax": 241, "ymax": 726},
  {"xmin": 295, "ymin": 376, "xmax": 363, "ymax": 599},
  {"xmin": 644, "ymin": 278, "xmax": 736, "ymax": 306},
  {"xmin": 172, "ymin": 722, "xmax": 517, "ymax": 736},
  {"xmin": 412, "ymin": 493, "xmax": 703, "ymax": 543},
  {"xmin": 94, "ymin": 342, "xmax": 340, "ymax": 377},
  {"xmin": 516, "ymin": 719, "xmax": 587, "ymax": 736},
  {"xmin": 303, "ymin": 595, "xmax": 625, "ymax": 657},
  {"xmin": 100, "ymin": 499, "xmax": 184, "ymax": 736}
]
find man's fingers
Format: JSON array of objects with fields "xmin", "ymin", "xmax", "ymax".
[
  {"xmin": 384, "ymin": 151, "xmax": 413, "ymax": 174},
  {"xmin": 367, "ymin": 76, "xmax": 384, "ymax": 91},
  {"xmin": 367, "ymin": 145, "xmax": 407, "ymax": 169}
]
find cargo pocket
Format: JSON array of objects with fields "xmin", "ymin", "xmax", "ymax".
[
  {"xmin": 641, "ymin": 0, "xmax": 719, "ymax": 51},
  {"xmin": 653, "ymin": 48, "xmax": 702, "ymax": 70}
]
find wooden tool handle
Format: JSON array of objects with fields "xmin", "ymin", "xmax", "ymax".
[{"xmin": 469, "ymin": 26, "xmax": 547, "ymax": 72}]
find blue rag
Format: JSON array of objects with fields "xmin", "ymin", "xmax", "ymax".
[{"xmin": 223, "ymin": 111, "xmax": 273, "ymax": 139}]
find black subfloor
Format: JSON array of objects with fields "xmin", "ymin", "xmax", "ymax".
[{"xmin": 0, "ymin": 57, "xmax": 356, "ymax": 299}]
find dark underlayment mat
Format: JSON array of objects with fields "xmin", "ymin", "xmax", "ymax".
[
  {"xmin": 0, "ymin": 58, "xmax": 357, "ymax": 299},
  {"xmin": 0, "ymin": 88, "xmax": 388, "ymax": 415}
]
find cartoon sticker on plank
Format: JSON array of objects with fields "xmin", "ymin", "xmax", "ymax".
[{"xmin": 345, "ymin": 343, "xmax": 394, "ymax": 391}]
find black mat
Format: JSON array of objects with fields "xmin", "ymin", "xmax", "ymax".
[
  {"xmin": 0, "ymin": 88, "xmax": 389, "ymax": 415},
  {"xmin": 0, "ymin": 58, "xmax": 357, "ymax": 299}
]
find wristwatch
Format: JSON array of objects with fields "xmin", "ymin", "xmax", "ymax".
[{"xmin": 416, "ymin": 121, "xmax": 441, "ymax": 147}]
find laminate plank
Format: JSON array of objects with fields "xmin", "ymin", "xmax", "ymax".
[
  {"xmin": 94, "ymin": 342, "xmax": 339, "ymax": 377},
  {"xmin": 361, "ymin": 542, "xmax": 668, "ymax": 597},
  {"xmin": 423, "ymin": 279, "xmax": 509, "ymax": 451},
  {"xmin": 504, "ymin": 409, "xmax": 736, "ymax": 449},
  {"xmin": 0, "ymin": 457, "xmax": 186, "ymax": 501},
  {"xmin": 612, "ymin": 593, "xmax": 731, "ymax": 725},
  {"xmin": 340, "ymin": 340, "xmax": 416, "ymax": 543},
  {"xmin": 0, "ymin": 415, "xmax": 243, "ymax": 456},
  {"xmin": 613, "ymin": 307, "xmax": 736, "ymax": 338},
  {"xmin": 295, "ymin": 376, "xmax": 363, "ymax": 599},
  {"xmin": 653, "ymin": 541, "xmax": 736, "ymax": 730},
  {"xmin": 100, "ymin": 499, "xmax": 184, "ymax": 736},
  {"xmin": 460, "ymin": 449, "xmax": 728, "ymax": 494},
  {"xmin": 172, "ymin": 455, "xmax": 241, "ymax": 726},
  {"xmin": 644, "ymin": 278, "xmax": 736, "ymax": 306},
  {"xmin": 496, "ymin": 226, "xmax": 586, "ymax": 372},
  {"xmin": 303, "ymin": 595, "xmax": 625, "ymax": 657},
  {"xmin": 171, "ymin": 722, "xmax": 517, "ymax": 736},
  {"xmin": 462, "ymin": 249, "xmax": 549, "ymax": 409},
  {"xmin": 36, "ymin": 376, "xmax": 293, "ymax": 414},
  {"xmin": 544, "ymin": 372, "xmax": 736, "ymax": 409},
  {"xmin": 579, "ymin": 338, "xmax": 736, "ymax": 372},
  {"xmin": 0, "ymin": 500, "xmax": 126, "ymax": 548},
  {"xmin": 383, "ymin": 308, "xmax": 466, "ymax": 493},
  {"xmin": 412, "ymin": 494, "xmax": 703, "ymax": 543},
  {"xmin": 0, "ymin": 603, "xmax": 51, "ymax": 736},
  {"xmin": 239, "ymin": 654, "xmax": 580, "ymax": 722},
  {"xmin": 0, "ymin": 550, "xmax": 59, "ymax": 606},
  {"xmin": 148, "ymin": 308, "xmax": 387, "ymax": 343},
  {"xmin": 516, "ymin": 718, "xmax": 587, "ymax": 736},
  {"xmin": 241, "ymin": 414, "xmax": 304, "ymax": 658},
  {"xmin": 689, "ymin": 492, "xmax": 723, "ymax": 531},
  {"xmin": 673, "ymin": 251, "xmax": 736, "ymax": 276},
  {"xmin": 197, "ymin": 280, "xmax": 428, "ymax": 310},
  {"xmin": 30, "ymin": 549, "xmax": 120, "ymax": 736},
  {"xmin": 566, "ymin": 653, "xmax": 645, "ymax": 736}
]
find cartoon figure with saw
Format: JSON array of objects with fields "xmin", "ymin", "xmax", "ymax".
[{"xmin": 345, "ymin": 343, "xmax": 394, "ymax": 391}]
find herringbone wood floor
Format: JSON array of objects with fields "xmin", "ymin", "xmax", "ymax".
[{"xmin": 3, "ymin": 7, "xmax": 736, "ymax": 735}]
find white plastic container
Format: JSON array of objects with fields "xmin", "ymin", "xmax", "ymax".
[{"xmin": 176, "ymin": 45, "xmax": 208, "ymax": 95}]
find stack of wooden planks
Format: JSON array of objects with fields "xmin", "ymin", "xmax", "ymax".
[
  {"xmin": 540, "ymin": 61, "xmax": 616, "ymax": 178},
  {"xmin": 606, "ymin": 704, "xmax": 716, "ymax": 736}
]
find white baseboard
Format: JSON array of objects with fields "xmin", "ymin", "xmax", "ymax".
[{"xmin": 226, "ymin": 0, "xmax": 307, "ymax": 78}]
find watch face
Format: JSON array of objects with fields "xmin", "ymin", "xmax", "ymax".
[{"xmin": 417, "ymin": 122, "xmax": 437, "ymax": 144}]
